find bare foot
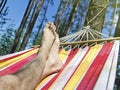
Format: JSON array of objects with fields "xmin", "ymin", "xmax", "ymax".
[
  {"xmin": 16, "ymin": 22, "xmax": 56, "ymax": 73},
  {"xmin": 0, "ymin": 22, "xmax": 57, "ymax": 90},
  {"xmin": 17, "ymin": 22, "xmax": 59, "ymax": 90},
  {"xmin": 37, "ymin": 22, "xmax": 56, "ymax": 61},
  {"xmin": 42, "ymin": 28, "xmax": 63, "ymax": 79}
]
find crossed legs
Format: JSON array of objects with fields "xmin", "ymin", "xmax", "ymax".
[
  {"xmin": 0, "ymin": 22, "xmax": 63, "ymax": 90},
  {"xmin": 38, "ymin": 22, "xmax": 63, "ymax": 79}
]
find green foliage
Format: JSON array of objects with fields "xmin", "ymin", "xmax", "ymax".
[
  {"xmin": 0, "ymin": 26, "xmax": 15, "ymax": 55},
  {"xmin": 14, "ymin": 28, "xmax": 26, "ymax": 52},
  {"xmin": 55, "ymin": 0, "xmax": 90, "ymax": 37},
  {"xmin": 0, "ymin": 7, "xmax": 9, "ymax": 28},
  {"xmin": 0, "ymin": 6, "xmax": 14, "ymax": 55},
  {"xmin": 33, "ymin": 32, "xmax": 42, "ymax": 45},
  {"xmin": 57, "ymin": 19, "xmax": 67, "ymax": 37}
]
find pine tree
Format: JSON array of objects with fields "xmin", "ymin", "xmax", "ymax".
[
  {"xmin": 10, "ymin": 0, "xmax": 34, "ymax": 53},
  {"xmin": 19, "ymin": 0, "xmax": 45, "ymax": 51}
]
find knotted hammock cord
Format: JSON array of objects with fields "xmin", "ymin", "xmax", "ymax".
[{"xmin": 0, "ymin": 26, "xmax": 120, "ymax": 90}]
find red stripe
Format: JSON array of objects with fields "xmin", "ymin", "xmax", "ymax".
[
  {"xmin": 77, "ymin": 43, "xmax": 113, "ymax": 90},
  {"xmin": 63, "ymin": 47, "xmax": 90, "ymax": 89},
  {"xmin": 0, "ymin": 53, "xmax": 38, "ymax": 76},
  {"xmin": 0, "ymin": 48, "xmax": 38, "ymax": 62},
  {"xmin": 0, "ymin": 48, "xmax": 61, "ymax": 76},
  {"xmin": 41, "ymin": 49, "xmax": 79, "ymax": 90}
]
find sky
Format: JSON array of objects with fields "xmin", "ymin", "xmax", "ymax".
[
  {"xmin": 4, "ymin": 0, "xmax": 120, "ymax": 37},
  {"xmin": 102, "ymin": 1, "xmax": 120, "ymax": 36},
  {"xmin": 5, "ymin": 0, "xmax": 28, "ymax": 28},
  {"xmin": 5, "ymin": 0, "xmax": 60, "ymax": 29}
]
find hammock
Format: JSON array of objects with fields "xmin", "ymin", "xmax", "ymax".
[
  {"xmin": 0, "ymin": 40, "xmax": 119, "ymax": 90},
  {"xmin": 0, "ymin": 48, "xmax": 39, "ymax": 75},
  {"xmin": 0, "ymin": 28, "xmax": 119, "ymax": 90},
  {"xmin": 35, "ymin": 40, "xmax": 119, "ymax": 90}
]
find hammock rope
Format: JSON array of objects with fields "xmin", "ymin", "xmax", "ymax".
[
  {"xmin": 0, "ymin": 27, "xmax": 119, "ymax": 90},
  {"xmin": 60, "ymin": 26, "xmax": 110, "ymax": 43}
]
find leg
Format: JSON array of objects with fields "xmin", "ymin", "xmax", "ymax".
[
  {"xmin": 0, "ymin": 75, "xmax": 20, "ymax": 90},
  {"xmin": 14, "ymin": 22, "xmax": 56, "ymax": 74},
  {"xmin": 41, "ymin": 25, "xmax": 63, "ymax": 79},
  {"xmin": 0, "ymin": 22, "xmax": 57, "ymax": 90},
  {"xmin": 16, "ymin": 22, "xmax": 57, "ymax": 90},
  {"xmin": 37, "ymin": 22, "xmax": 56, "ymax": 60}
]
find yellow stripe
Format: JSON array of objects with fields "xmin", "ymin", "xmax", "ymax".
[
  {"xmin": 49, "ymin": 49, "xmax": 80, "ymax": 89},
  {"xmin": 35, "ymin": 49, "xmax": 71, "ymax": 90},
  {"xmin": 59, "ymin": 49, "xmax": 71, "ymax": 63},
  {"xmin": 0, "ymin": 48, "xmax": 39, "ymax": 68},
  {"xmin": 64, "ymin": 45, "xmax": 101, "ymax": 90},
  {"xmin": 35, "ymin": 74, "xmax": 56, "ymax": 90}
]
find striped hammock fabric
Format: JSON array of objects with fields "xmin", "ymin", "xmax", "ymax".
[
  {"xmin": 0, "ymin": 40, "xmax": 119, "ymax": 90},
  {"xmin": 0, "ymin": 48, "xmax": 39, "ymax": 76}
]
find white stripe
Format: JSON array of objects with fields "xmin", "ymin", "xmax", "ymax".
[
  {"xmin": 75, "ymin": 44, "xmax": 103, "ymax": 89},
  {"xmin": 107, "ymin": 40, "xmax": 119, "ymax": 90},
  {"xmin": 50, "ymin": 47, "xmax": 89, "ymax": 90},
  {"xmin": 94, "ymin": 42, "xmax": 116, "ymax": 90},
  {"xmin": 0, "ymin": 48, "xmax": 32, "ymax": 60},
  {"xmin": 37, "ymin": 49, "xmax": 71, "ymax": 90}
]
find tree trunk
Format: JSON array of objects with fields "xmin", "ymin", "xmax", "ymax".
[
  {"xmin": 10, "ymin": 0, "xmax": 34, "ymax": 53},
  {"xmin": 19, "ymin": 0, "xmax": 45, "ymax": 51},
  {"xmin": 114, "ymin": 13, "xmax": 120, "ymax": 37},
  {"xmin": 33, "ymin": 0, "xmax": 50, "ymax": 45},
  {"xmin": 84, "ymin": 0, "xmax": 108, "ymax": 33},
  {"xmin": 54, "ymin": 0, "xmax": 63, "ymax": 32},
  {"xmin": 65, "ymin": 0, "xmax": 80, "ymax": 35},
  {"xmin": 0, "ymin": 0, "xmax": 7, "ymax": 14},
  {"xmin": 54, "ymin": 0, "xmax": 69, "ymax": 37},
  {"xmin": 110, "ymin": 0, "xmax": 118, "ymax": 36}
]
